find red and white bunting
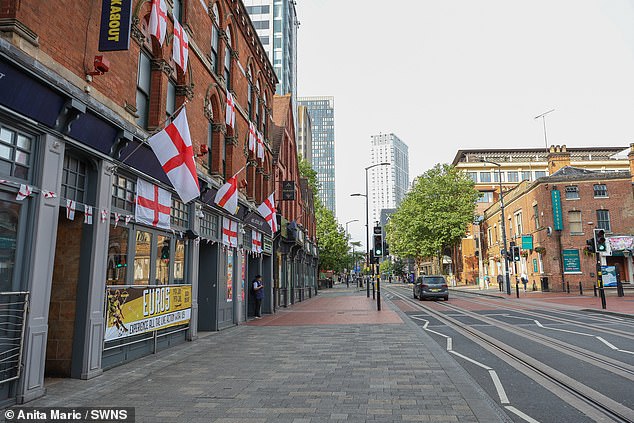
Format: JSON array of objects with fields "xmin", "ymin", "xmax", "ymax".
[
  {"xmin": 252, "ymin": 231, "xmax": 262, "ymax": 254},
  {"xmin": 257, "ymin": 192, "xmax": 277, "ymax": 233},
  {"xmin": 66, "ymin": 199, "xmax": 76, "ymax": 220},
  {"xmin": 256, "ymin": 131, "xmax": 264, "ymax": 161},
  {"xmin": 172, "ymin": 20, "xmax": 189, "ymax": 71},
  {"xmin": 42, "ymin": 190, "xmax": 57, "ymax": 199},
  {"xmin": 135, "ymin": 179, "xmax": 171, "ymax": 229},
  {"xmin": 214, "ymin": 174, "xmax": 238, "ymax": 214},
  {"xmin": 100, "ymin": 209, "xmax": 109, "ymax": 223},
  {"xmin": 16, "ymin": 184, "xmax": 32, "ymax": 200},
  {"xmin": 125, "ymin": 215, "xmax": 132, "ymax": 225},
  {"xmin": 222, "ymin": 217, "xmax": 238, "ymax": 248},
  {"xmin": 148, "ymin": 108, "xmax": 200, "ymax": 203},
  {"xmin": 114, "ymin": 212, "xmax": 121, "ymax": 228},
  {"xmin": 148, "ymin": 0, "xmax": 168, "ymax": 46},
  {"xmin": 225, "ymin": 92, "xmax": 236, "ymax": 128},
  {"xmin": 84, "ymin": 205, "xmax": 93, "ymax": 225}
]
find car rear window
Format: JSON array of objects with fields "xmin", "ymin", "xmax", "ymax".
[{"xmin": 425, "ymin": 277, "xmax": 445, "ymax": 285}]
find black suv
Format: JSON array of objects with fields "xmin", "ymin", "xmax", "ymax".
[{"xmin": 413, "ymin": 275, "xmax": 449, "ymax": 301}]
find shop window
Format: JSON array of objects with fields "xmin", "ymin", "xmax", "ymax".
[
  {"xmin": 173, "ymin": 239, "xmax": 185, "ymax": 284},
  {"xmin": 0, "ymin": 200, "xmax": 20, "ymax": 291},
  {"xmin": 0, "ymin": 125, "xmax": 32, "ymax": 180},
  {"xmin": 134, "ymin": 231, "xmax": 153, "ymax": 284},
  {"xmin": 107, "ymin": 226, "xmax": 129, "ymax": 285},
  {"xmin": 61, "ymin": 154, "xmax": 87, "ymax": 203},
  {"xmin": 593, "ymin": 184, "xmax": 608, "ymax": 198},
  {"xmin": 596, "ymin": 210, "xmax": 611, "ymax": 232},
  {"xmin": 565, "ymin": 186, "xmax": 579, "ymax": 200},
  {"xmin": 112, "ymin": 174, "xmax": 136, "ymax": 212},
  {"xmin": 568, "ymin": 211, "xmax": 582, "ymax": 234},
  {"xmin": 171, "ymin": 198, "xmax": 188, "ymax": 228},
  {"xmin": 136, "ymin": 51, "xmax": 152, "ymax": 129},
  {"xmin": 155, "ymin": 235, "xmax": 170, "ymax": 284},
  {"xmin": 200, "ymin": 210, "xmax": 218, "ymax": 239}
]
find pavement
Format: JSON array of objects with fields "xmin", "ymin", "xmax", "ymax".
[
  {"xmin": 16, "ymin": 283, "xmax": 512, "ymax": 423},
  {"xmin": 449, "ymin": 283, "xmax": 634, "ymax": 317}
]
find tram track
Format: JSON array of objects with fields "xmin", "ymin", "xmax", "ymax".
[{"xmin": 386, "ymin": 285, "xmax": 634, "ymax": 423}]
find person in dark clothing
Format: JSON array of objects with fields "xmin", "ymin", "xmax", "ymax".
[
  {"xmin": 252, "ymin": 275, "xmax": 265, "ymax": 318},
  {"xmin": 497, "ymin": 274, "xmax": 504, "ymax": 292}
]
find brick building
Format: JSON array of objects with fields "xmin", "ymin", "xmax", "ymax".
[
  {"xmin": 482, "ymin": 145, "xmax": 634, "ymax": 292},
  {"xmin": 0, "ymin": 0, "xmax": 315, "ymax": 405}
]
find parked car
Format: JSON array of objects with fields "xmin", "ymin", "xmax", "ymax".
[{"xmin": 413, "ymin": 275, "xmax": 449, "ymax": 301}]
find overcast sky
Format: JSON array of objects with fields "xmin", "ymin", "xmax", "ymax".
[{"xmin": 296, "ymin": 0, "xmax": 634, "ymax": 249}]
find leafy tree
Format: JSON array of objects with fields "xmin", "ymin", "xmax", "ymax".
[
  {"xmin": 393, "ymin": 258, "xmax": 406, "ymax": 277},
  {"xmin": 386, "ymin": 163, "xmax": 479, "ymax": 274},
  {"xmin": 298, "ymin": 155, "xmax": 320, "ymax": 200},
  {"xmin": 379, "ymin": 259, "xmax": 393, "ymax": 276},
  {"xmin": 315, "ymin": 205, "xmax": 348, "ymax": 272}
]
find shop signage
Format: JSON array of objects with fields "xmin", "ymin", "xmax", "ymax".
[
  {"xmin": 551, "ymin": 190, "xmax": 563, "ymax": 231},
  {"xmin": 533, "ymin": 258, "xmax": 538, "ymax": 273},
  {"xmin": 244, "ymin": 211, "xmax": 271, "ymax": 235},
  {"xmin": 98, "ymin": 0, "xmax": 133, "ymax": 51},
  {"xmin": 263, "ymin": 235, "xmax": 273, "ymax": 254},
  {"xmin": 521, "ymin": 235, "xmax": 533, "ymax": 250},
  {"xmin": 282, "ymin": 181, "xmax": 295, "ymax": 200},
  {"xmin": 562, "ymin": 249, "xmax": 581, "ymax": 273},
  {"xmin": 104, "ymin": 285, "xmax": 191, "ymax": 341}
]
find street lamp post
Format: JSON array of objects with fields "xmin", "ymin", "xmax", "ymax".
[
  {"xmin": 480, "ymin": 158, "xmax": 511, "ymax": 295},
  {"xmin": 345, "ymin": 219, "xmax": 359, "ymax": 239},
  {"xmin": 351, "ymin": 161, "xmax": 390, "ymax": 300}
]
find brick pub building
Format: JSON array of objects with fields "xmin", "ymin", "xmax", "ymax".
[{"xmin": 0, "ymin": 0, "xmax": 316, "ymax": 405}]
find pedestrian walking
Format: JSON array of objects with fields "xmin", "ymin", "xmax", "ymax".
[
  {"xmin": 484, "ymin": 275, "xmax": 490, "ymax": 289},
  {"xmin": 346, "ymin": 274, "xmax": 350, "ymax": 288},
  {"xmin": 497, "ymin": 274, "xmax": 503, "ymax": 292},
  {"xmin": 252, "ymin": 275, "xmax": 265, "ymax": 318},
  {"xmin": 521, "ymin": 272, "xmax": 528, "ymax": 292}
]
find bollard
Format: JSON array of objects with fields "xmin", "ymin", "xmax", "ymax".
[
  {"xmin": 594, "ymin": 284, "xmax": 597, "ymax": 297},
  {"xmin": 377, "ymin": 276, "xmax": 381, "ymax": 311},
  {"xmin": 367, "ymin": 277, "xmax": 370, "ymax": 298},
  {"xmin": 562, "ymin": 282, "xmax": 566, "ymax": 293},
  {"xmin": 516, "ymin": 282, "xmax": 520, "ymax": 298},
  {"xmin": 566, "ymin": 282, "xmax": 570, "ymax": 294},
  {"xmin": 617, "ymin": 280, "xmax": 625, "ymax": 297},
  {"xmin": 579, "ymin": 282, "xmax": 583, "ymax": 296},
  {"xmin": 372, "ymin": 280, "xmax": 375, "ymax": 300}
]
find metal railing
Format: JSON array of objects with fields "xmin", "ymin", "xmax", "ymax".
[{"xmin": 0, "ymin": 292, "xmax": 29, "ymax": 385}]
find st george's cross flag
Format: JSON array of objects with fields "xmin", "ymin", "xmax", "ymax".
[
  {"xmin": 84, "ymin": 205, "xmax": 93, "ymax": 225},
  {"xmin": 248, "ymin": 122, "xmax": 256, "ymax": 153},
  {"xmin": 222, "ymin": 217, "xmax": 238, "ymax": 248},
  {"xmin": 135, "ymin": 178, "xmax": 171, "ymax": 229},
  {"xmin": 256, "ymin": 131, "xmax": 264, "ymax": 161},
  {"xmin": 147, "ymin": 108, "xmax": 200, "ymax": 204},
  {"xmin": 257, "ymin": 192, "xmax": 277, "ymax": 233},
  {"xmin": 252, "ymin": 231, "xmax": 263, "ymax": 254},
  {"xmin": 172, "ymin": 19, "xmax": 189, "ymax": 71},
  {"xmin": 225, "ymin": 91, "xmax": 236, "ymax": 128},
  {"xmin": 66, "ymin": 199, "xmax": 76, "ymax": 220},
  {"xmin": 214, "ymin": 174, "xmax": 238, "ymax": 214},
  {"xmin": 148, "ymin": 0, "xmax": 168, "ymax": 46}
]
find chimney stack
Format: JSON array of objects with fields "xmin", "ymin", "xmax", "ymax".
[{"xmin": 547, "ymin": 145, "xmax": 571, "ymax": 174}]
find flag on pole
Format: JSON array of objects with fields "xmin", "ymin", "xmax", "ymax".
[
  {"xmin": 84, "ymin": 205, "xmax": 93, "ymax": 224},
  {"xmin": 135, "ymin": 179, "xmax": 171, "ymax": 229},
  {"xmin": 147, "ymin": 108, "xmax": 200, "ymax": 204},
  {"xmin": 257, "ymin": 193, "xmax": 277, "ymax": 233},
  {"xmin": 225, "ymin": 91, "xmax": 236, "ymax": 128},
  {"xmin": 214, "ymin": 174, "xmax": 238, "ymax": 214},
  {"xmin": 148, "ymin": 0, "xmax": 168, "ymax": 46},
  {"xmin": 172, "ymin": 19, "xmax": 189, "ymax": 71},
  {"xmin": 252, "ymin": 231, "xmax": 262, "ymax": 253},
  {"xmin": 66, "ymin": 199, "xmax": 76, "ymax": 220},
  {"xmin": 222, "ymin": 217, "xmax": 238, "ymax": 248}
]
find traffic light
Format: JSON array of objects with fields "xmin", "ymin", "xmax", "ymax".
[
  {"xmin": 161, "ymin": 241, "xmax": 170, "ymax": 261},
  {"xmin": 512, "ymin": 246, "xmax": 521, "ymax": 262},
  {"xmin": 585, "ymin": 238, "xmax": 596, "ymax": 253},
  {"xmin": 594, "ymin": 228, "xmax": 607, "ymax": 252},
  {"xmin": 373, "ymin": 226, "xmax": 383, "ymax": 257}
]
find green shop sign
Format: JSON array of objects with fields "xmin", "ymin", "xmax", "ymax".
[
  {"xmin": 562, "ymin": 249, "xmax": 581, "ymax": 273},
  {"xmin": 521, "ymin": 235, "xmax": 533, "ymax": 250},
  {"xmin": 551, "ymin": 190, "xmax": 563, "ymax": 231}
]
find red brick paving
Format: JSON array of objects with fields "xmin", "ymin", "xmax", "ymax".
[{"xmin": 248, "ymin": 294, "xmax": 403, "ymax": 326}]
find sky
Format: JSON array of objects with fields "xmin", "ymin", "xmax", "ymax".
[{"xmin": 296, "ymin": 0, "xmax": 634, "ymax": 249}]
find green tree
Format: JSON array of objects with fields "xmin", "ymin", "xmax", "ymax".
[
  {"xmin": 386, "ymin": 163, "xmax": 479, "ymax": 274},
  {"xmin": 393, "ymin": 258, "xmax": 406, "ymax": 277},
  {"xmin": 315, "ymin": 205, "xmax": 349, "ymax": 272},
  {"xmin": 298, "ymin": 155, "xmax": 320, "ymax": 200},
  {"xmin": 379, "ymin": 259, "xmax": 393, "ymax": 276}
]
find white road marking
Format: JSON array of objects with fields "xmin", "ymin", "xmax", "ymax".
[
  {"xmin": 505, "ymin": 405, "xmax": 541, "ymax": 423},
  {"xmin": 489, "ymin": 370, "xmax": 510, "ymax": 404},
  {"xmin": 449, "ymin": 350, "xmax": 491, "ymax": 370},
  {"xmin": 597, "ymin": 337, "xmax": 618, "ymax": 350},
  {"xmin": 534, "ymin": 319, "xmax": 634, "ymax": 354}
]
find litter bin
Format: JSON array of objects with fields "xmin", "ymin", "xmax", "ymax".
[{"xmin": 540, "ymin": 276, "xmax": 549, "ymax": 292}]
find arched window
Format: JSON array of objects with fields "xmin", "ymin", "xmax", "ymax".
[
  {"xmin": 211, "ymin": 3, "xmax": 220, "ymax": 74},
  {"xmin": 247, "ymin": 66, "xmax": 253, "ymax": 118},
  {"xmin": 255, "ymin": 80, "xmax": 261, "ymax": 128},
  {"xmin": 224, "ymin": 28, "xmax": 232, "ymax": 90}
]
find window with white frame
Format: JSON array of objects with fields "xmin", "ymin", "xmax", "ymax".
[
  {"xmin": 565, "ymin": 186, "xmax": 579, "ymax": 199},
  {"xmin": 514, "ymin": 211, "xmax": 523, "ymax": 237},
  {"xmin": 596, "ymin": 210, "xmax": 611, "ymax": 232},
  {"xmin": 568, "ymin": 211, "xmax": 582, "ymax": 234},
  {"xmin": 593, "ymin": 184, "xmax": 608, "ymax": 198}
]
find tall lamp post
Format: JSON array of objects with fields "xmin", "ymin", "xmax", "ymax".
[
  {"xmin": 352, "ymin": 162, "xmax": 390, "ymax": 298},
  {"xmin": 345, "ymin": 219, "xmax": 359, "ymax": 238},
  {"xmin": 480, "ymin": 158, "xmax": 511, "ymax": 295}
]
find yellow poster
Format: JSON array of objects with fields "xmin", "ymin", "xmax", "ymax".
[{"xmin": 105, "ymin": 285, "xmax": 192, "ymax": 341}]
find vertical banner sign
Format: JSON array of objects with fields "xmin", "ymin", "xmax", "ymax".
[
  {"xmin": 241, "ymin": 251, "xmax": 246, "ymax": 301},
  {"xmin": 98, "ymin": 0, "xmax": 133, "ymax": 51},
  {"xmin": 551, "ymin": 189, "xmax": 563, "ymax": 231},
  {"xmin": 227, "ymin": 252, "xmax": 233, "ymax": 302}
]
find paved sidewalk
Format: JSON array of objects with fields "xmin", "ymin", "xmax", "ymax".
[{"xmin": 18, "ymin": 284, "xmax": 511, "ymax": 422}]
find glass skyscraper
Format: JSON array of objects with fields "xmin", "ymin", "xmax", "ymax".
[
  {"xmin": 369, "ymin": 133, "xmax": 410, "ymax": 225},
  {"xmin": 298, "ymin": 96, "xmax": 336, "ymax": 215}
]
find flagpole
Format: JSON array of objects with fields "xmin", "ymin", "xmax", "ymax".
[{"xmin": 109, "ymin": 100, "xmax": 189, "ymax": 172}]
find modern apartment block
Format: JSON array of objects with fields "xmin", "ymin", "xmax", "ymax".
[
  {"xmin": 297, "ymin": 96, "xmax": 336, "ymax": 214},
  {"xmin": 369, "ymin": 133, "xmax": 410, "ymax": 225},
  {"xmin": 297, "ymin": 105, "xmax": 312, "ymax": 162}
]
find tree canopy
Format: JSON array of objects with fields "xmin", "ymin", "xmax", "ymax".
[{"xmin": 385, "ymin": 163, "xmax": 479, "ymax": 273}]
